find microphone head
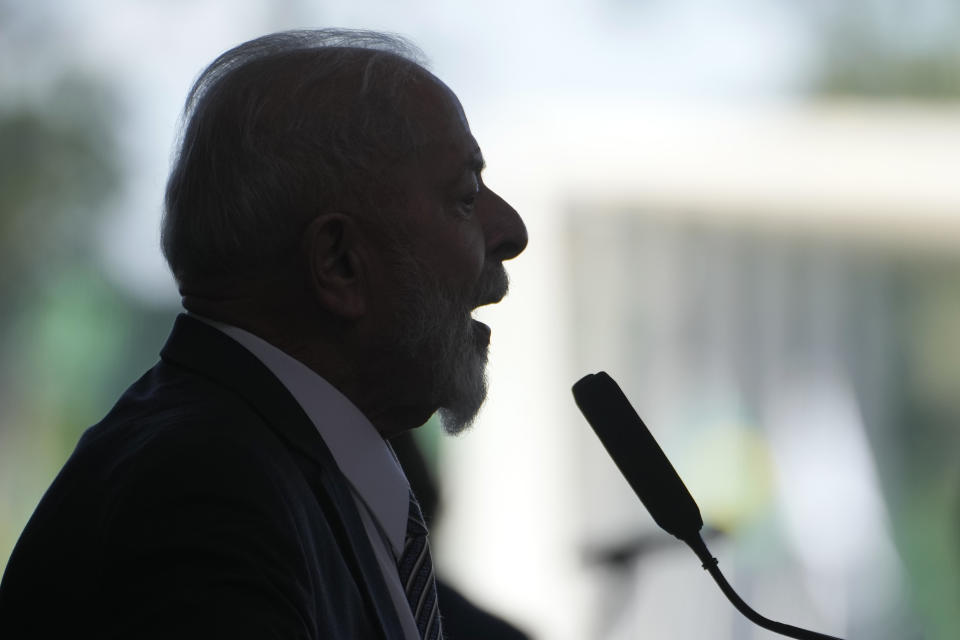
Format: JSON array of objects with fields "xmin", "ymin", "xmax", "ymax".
[{"xmin": 573, "ymin": 372, "xmax": 703, "ymax": 541}]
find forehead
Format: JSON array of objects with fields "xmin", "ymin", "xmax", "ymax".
[{"xmin": 403, "ymin": 77, "xmax": 481, "ymax": 179}]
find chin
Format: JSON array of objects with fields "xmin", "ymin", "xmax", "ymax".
[{"xmin": 435, "ymin": 351, "xmax": 488, "ymax": 436}]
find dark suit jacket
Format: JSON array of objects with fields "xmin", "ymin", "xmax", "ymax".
[{"xmin": 0, "ymin": 314, "xmax": 405, "ymax": 639}]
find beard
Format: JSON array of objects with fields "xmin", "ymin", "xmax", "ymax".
[{"xmin": 387, "ymin": 247, "xmax": 508, "ymax": 435}]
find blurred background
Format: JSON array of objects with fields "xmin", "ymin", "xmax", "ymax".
[{"xmin": 1, "ymin": 1, "xmax": 958, "ymax": 638}]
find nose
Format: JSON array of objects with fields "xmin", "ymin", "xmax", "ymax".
[{"xmin": 483, "ymin": 186, "xmax": 528, "ymax": 262}]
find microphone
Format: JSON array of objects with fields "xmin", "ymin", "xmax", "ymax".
[
  {"xmin": 572, "ymin": 371, "xmax": 844, "ymax": 640},
  {"xmin": 572, "ymin": 372, "xmax": 703, "ymax": 541}
]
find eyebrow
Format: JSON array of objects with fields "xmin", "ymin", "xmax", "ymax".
[{"xmin": 445, "ymin": 149, "xmax": 486, "ymax": 190}]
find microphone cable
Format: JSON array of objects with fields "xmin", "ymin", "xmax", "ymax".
[{"xmin": 684, "ymin": 533, "xmax": 842, "ymax": 640}]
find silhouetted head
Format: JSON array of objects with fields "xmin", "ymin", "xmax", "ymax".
[{"xmin": 161, "ymin": 30, "xmax": 527, "ymax": 437}]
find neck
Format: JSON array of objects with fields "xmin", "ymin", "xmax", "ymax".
[{"xmin": 182, "ymin": 292, "xmax": 433, "ymax": 439}]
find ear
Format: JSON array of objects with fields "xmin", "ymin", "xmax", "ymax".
[{"xmin": 302, "ymin": 213, "xmax": 366, "ymax": 319}]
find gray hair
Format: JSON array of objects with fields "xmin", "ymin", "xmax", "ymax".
[{"xmin": 161, "ymin": 29, "xmax": 431, "ymax": 287}]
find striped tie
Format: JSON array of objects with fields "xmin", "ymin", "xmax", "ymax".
[{"xmin": 397, "ymin": 491, "xmax": 442, "ymax": 640}]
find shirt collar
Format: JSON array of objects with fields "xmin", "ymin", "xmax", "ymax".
[{"xmin": 194, "ymin": 315, "xmax": 410, "ymax": 557}]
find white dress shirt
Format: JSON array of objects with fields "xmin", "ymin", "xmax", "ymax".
[{"xmin": 197, "ymin": 317, "xmax": 421, "ymax": 640}]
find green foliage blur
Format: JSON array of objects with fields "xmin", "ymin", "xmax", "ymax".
[
  {"xmin": 808, "ymin": 12, "xmax": 960, "ymax": 634},
  {"xmin": 0, "ymin": 4, "xmax": 177, "ymax": 575},
  {"xmin": 806, "ymin": 0, "xmax": 960, "ymax": 99}
]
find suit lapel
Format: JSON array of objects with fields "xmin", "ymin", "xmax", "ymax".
[{"xmin": 160, "ymin": 313, "xmax": 405, "ymax": 640}]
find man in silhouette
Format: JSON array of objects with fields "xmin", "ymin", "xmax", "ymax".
[{"xmin": 0, "ymin": 29, "xmax": 527, "ymax": 639}]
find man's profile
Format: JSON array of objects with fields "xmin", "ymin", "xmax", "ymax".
[{"xmin": 0, "ymin": 29, "xmax": 527, "ymax": 639}]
